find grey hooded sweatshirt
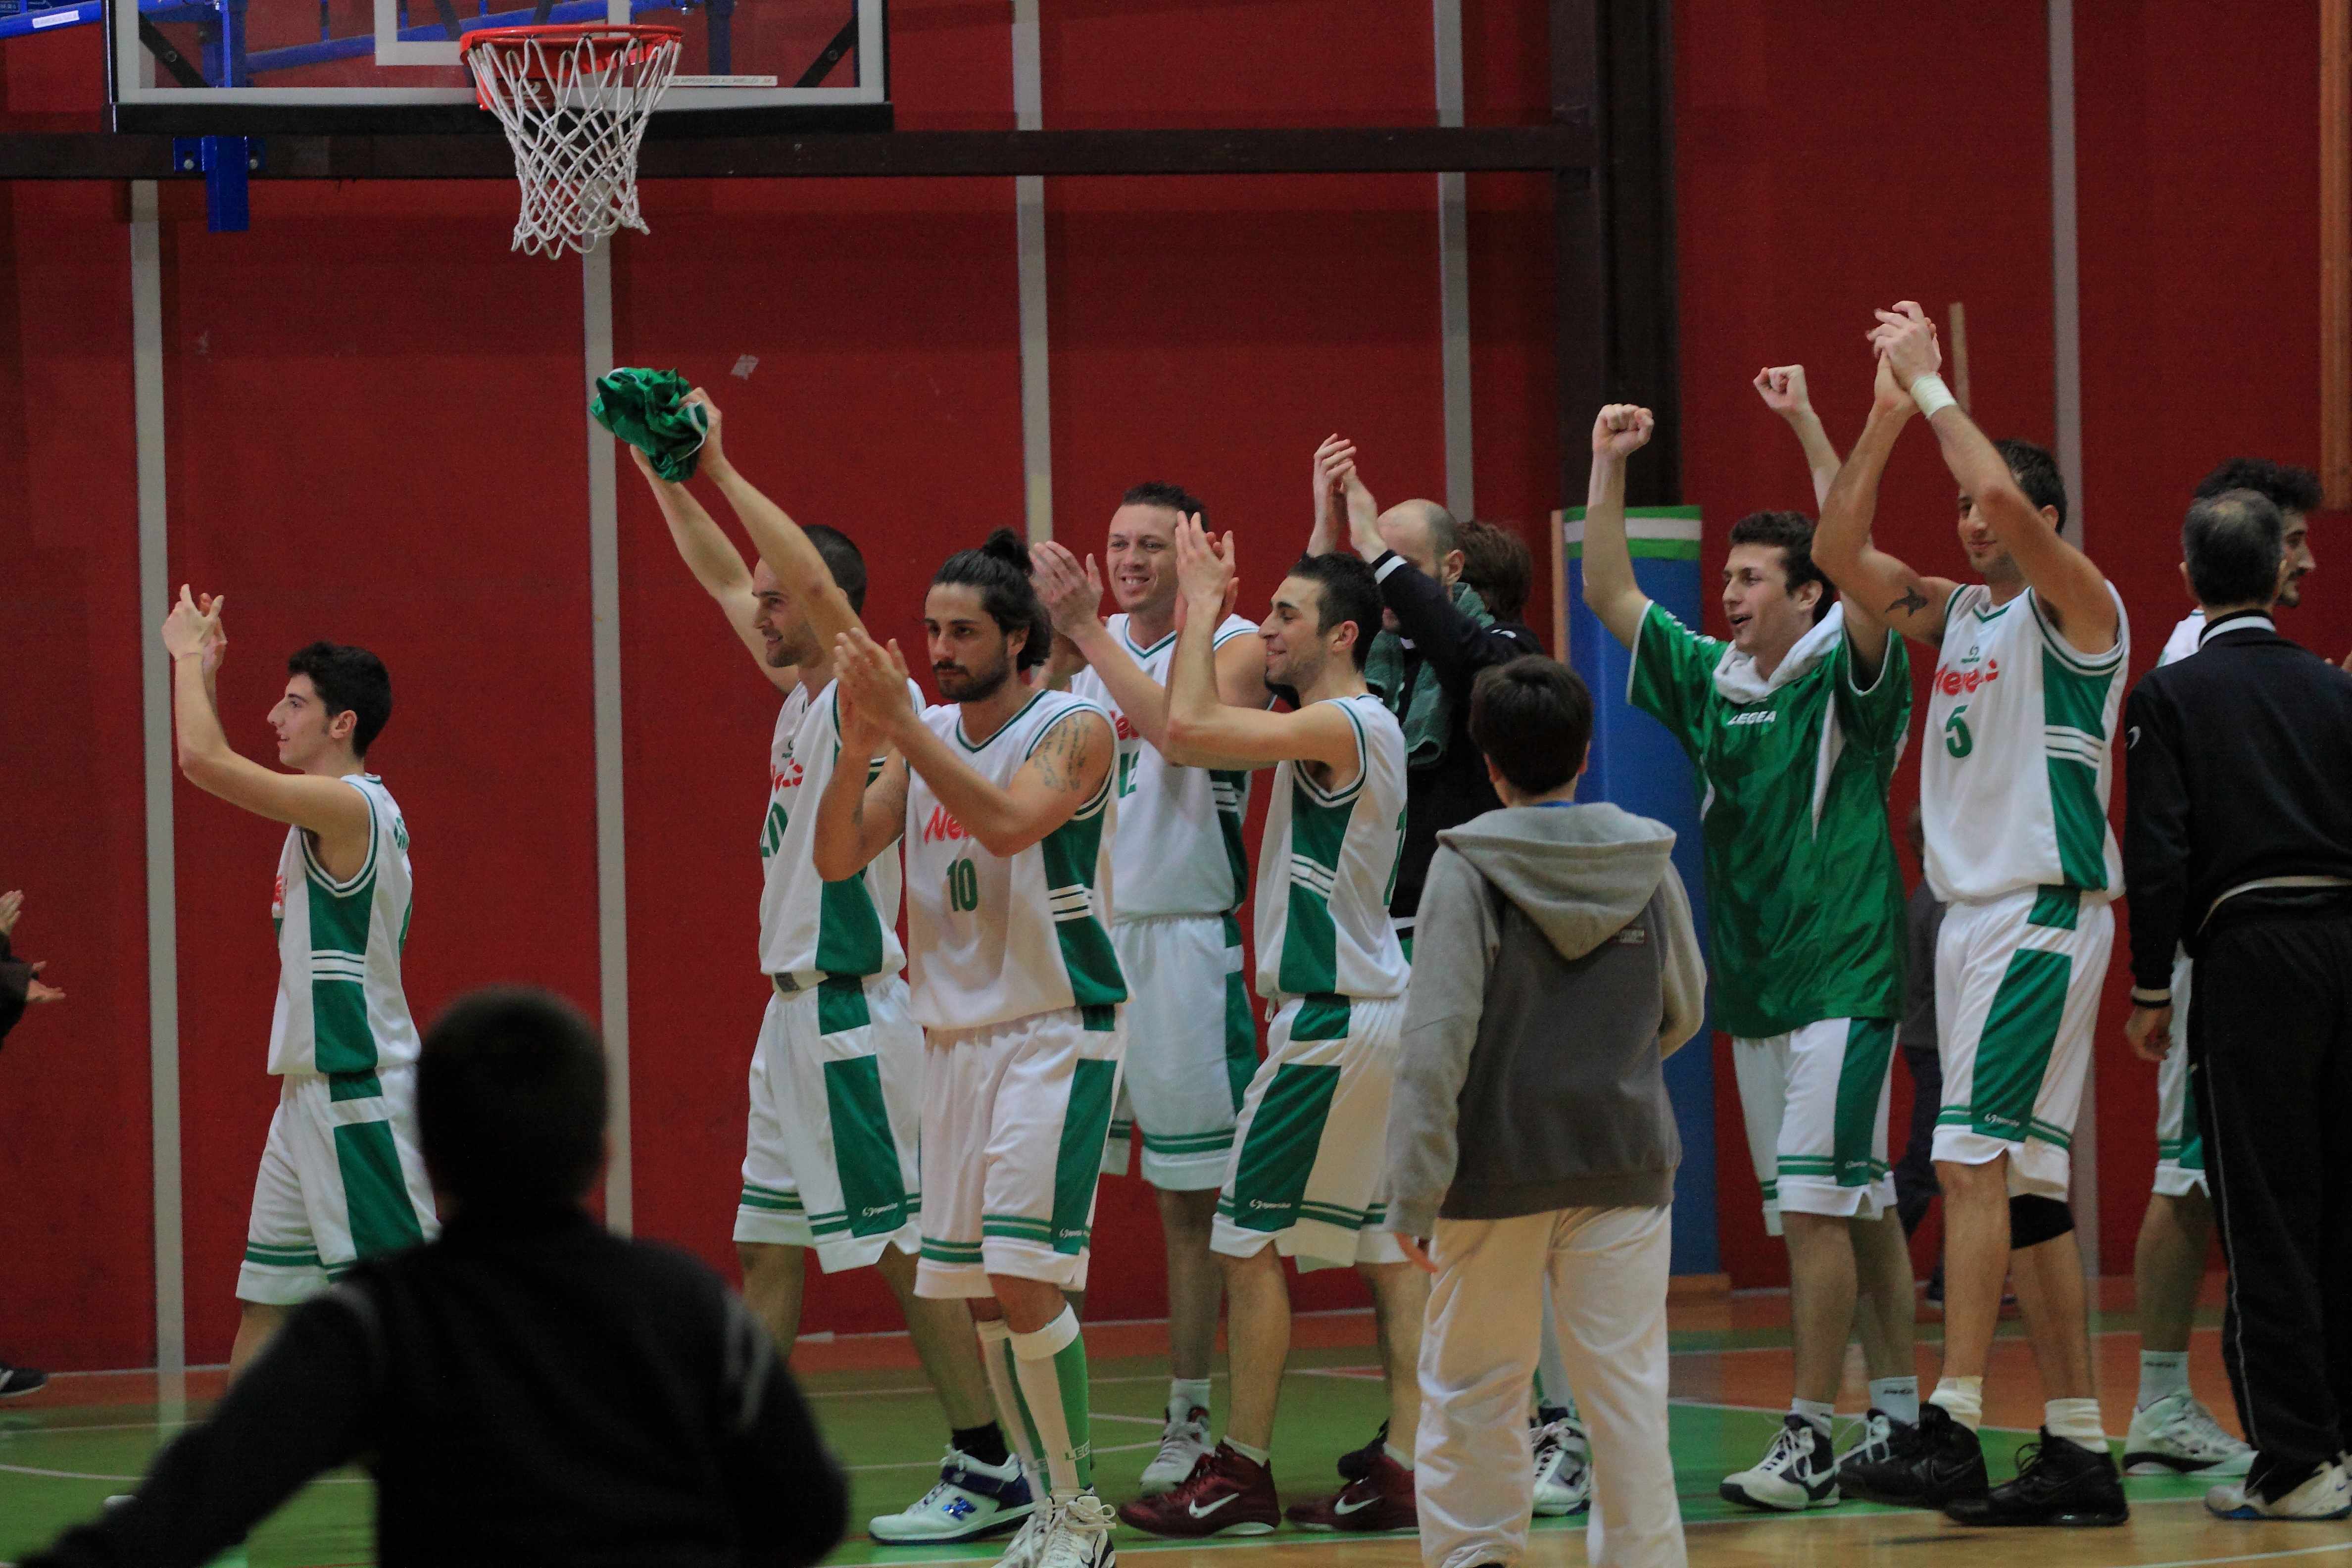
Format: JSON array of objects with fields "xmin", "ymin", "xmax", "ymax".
[{"xmin": 1383, "ymin": 801, "xmax": 1706, "ymax": 1235}]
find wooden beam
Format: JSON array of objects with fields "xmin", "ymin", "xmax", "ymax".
[
  {"xmin": 2325, "ymin": 0, "xmax": 2351, "ymax": 507},
  {"xmin": 0, "ymin": 125, "xmax": 1595, "ymax": 182}
]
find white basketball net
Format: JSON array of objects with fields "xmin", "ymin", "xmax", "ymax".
[{"xmin": 465, "ymin": 26, "xmax": 682, "ymax": 258}]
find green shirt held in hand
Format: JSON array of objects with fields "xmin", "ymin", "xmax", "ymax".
[{"xmin": 591, "ymin": 367, "xmax": 708, "ymax": 481}]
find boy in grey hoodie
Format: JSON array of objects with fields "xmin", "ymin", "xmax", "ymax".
[{"xmin": 1383, "ymin": 657, "xmax": 1703, "ymax": 1568}]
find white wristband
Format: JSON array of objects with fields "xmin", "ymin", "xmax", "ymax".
[{"xmin": 1909, "ymin": 373, "xmax": 1957, "ymax": 419}]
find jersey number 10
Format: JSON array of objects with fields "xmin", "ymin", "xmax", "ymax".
[{"xmin": 946, "ymin": 858, "xmax": 981, "ymax": 913}]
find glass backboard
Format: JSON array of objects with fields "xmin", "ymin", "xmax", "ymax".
[{"xmin": 108, "ymin": 0, "xmax": 886, "ymax": 132}]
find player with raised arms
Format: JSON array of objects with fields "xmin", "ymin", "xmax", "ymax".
[
  {"xmin": 814, "ymin": 532, "xmax": 1126, "ymax": 1568},
  {"xmin": 1030, "ymin": 484, "xmax": 1272, "ymax": 1495},
  {"xmin": 160, "ymin": 593, "xmax": 437, "ymax": 1381},
  {"xmin": 625, "ymin": 393, "xmax": 1027, "ymax": 1549},
  {"xmin": 1816, "ymin": 304, "xmax": 2129, "ymax": 1527},
  {"xmin": 1117, "ymin": 521, "xmax": 1424, "ymax": 1539},
  {"xmin": 1581, "ymin": 376, "xmax": 1919, "ymax": 1512}
]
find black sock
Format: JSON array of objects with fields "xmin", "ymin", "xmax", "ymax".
[{"xmin": 954, "ymin": 1422, "xmax": 1011, "ymax": 1467}]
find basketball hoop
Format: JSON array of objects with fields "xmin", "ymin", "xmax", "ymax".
[{"xmin": 463, "ymin": 24, "xmax": 683, "ymax": 258}]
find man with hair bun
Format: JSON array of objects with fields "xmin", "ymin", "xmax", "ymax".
[
  {"xmin": 1386, "ymin": 655, "xmax": 1703, "ymax": 1568},
  {"xmin": 157, "ymin": 589, "xmax": 439, "ymax": 1388},
  {"xmin": 1582, "ymin": 384, "xmax": 1920, "ymax": 1513},
  {"xmin": 816, "ymin": 529, "xmax": 1127, "ymax": 1568}
]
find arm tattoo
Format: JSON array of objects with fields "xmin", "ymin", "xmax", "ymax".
[
  {"xmin": 1033, "ymin": 714, "xmax": 1095, "ymax": 792},
  {"xmin": 1886, "ymin": 584, "xmax": 1928, "ymax": 618}
]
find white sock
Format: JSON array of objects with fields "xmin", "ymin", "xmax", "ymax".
[
  {"xmin": 2046, "ymin": 1397, "xmax": 2107, "ymax": 1452},
  {"xmin": 2138, "ymin": 1351, "xmax": 2190, "ymax": 1409},
  {"xmin": 1169, "ymin": 1377, "xmax": 1212, "ymax": 1422},
  {"xmin": 1791, "ymin": 1397, "xmax": 1835, "ymax": 1439},
  {"xmin": 1009, "ymin": 1308, "xmax": 1086, "ymax": 1501},
  {"xmin": 1383, "ymin": 1440, "xmax": 1415, "ymax": 1471},
  {"xmin": 1930, "ymin": 1375, "xmax": 1984, "ymax": 1431},
  {"xmin": 976, "ymin": 1320, "xmax": 1046, "ymax": 1481},
  {"xmin": 1870, "ymin": 1376, "xmax": 1921, "ymax": 1425}
]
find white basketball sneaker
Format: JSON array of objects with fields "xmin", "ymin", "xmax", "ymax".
[
  {"xmin": 1036, "ymin": 1492, "xmax": 1118, "ymax": 1568},
  {"xmin": 2125, "ymin": 1390, "xmax": 2255, "ymax": 1477},
  {"xmin": 994, "ymin": 1499, "xmax": 1058, "ymax": 1568},
  {"xmin": 1719, "ymin": 1415, "xmax": 1840, "ymax": 1511},
  {"xmin": 1531, "ymin": 1417, "xmax": 1592, "ymax": 1516},
  {"xmin": 1138, "ymin": 1403, "xmax": 1214, "ymax": 1496},
  {"xmin": 868, "ymin": 1447, "xmax": 1037, "ymax": 1544},
  {"xmin": 2206, "ymin": 1459, "xmax": 2352, "ymax": 1520}
]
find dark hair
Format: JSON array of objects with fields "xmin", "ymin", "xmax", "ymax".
[
  {"xmin": 1458, "ymin": 519, "xmax": 1532, "ymax": 623},
  {"xmin": 2182, "ymin": 489, "xmax": 2285, "ymax": 607},
  {"xmin": 418, "ymin": 987, "xmax": 607, "ymax": 1214},
  {"xmin": 287, "ymin": 641, "xmax": 393, "ymax": 757},
  {"xmin": 2193, "ymin": 457, "xmax": 2321, "ymax": 517},
  {"xmin": 1121, "ymin": 481, "xmax": 1208, "ymax": 530},
  {"xmin": 803, "ymin": 524, "xmax": 869, "ymax": 614},
  {"xmin": 1725, "ymin": 510, "xmax": 1833, "ymax": 623},
  {"xmin": 1469, "ymin": 657, "xmax": 1593, "ymax": 795},
  {"xmin": 1995, "ymin": 438, "xmax": 2068, "ymax": 530},
  {"xmin": 933, "ymin": 528, "xmax": 1054, "ymax": 671},
  {"xmin": 1285, "ymin": 552, "xmax": 1383, "ymax": 670}
]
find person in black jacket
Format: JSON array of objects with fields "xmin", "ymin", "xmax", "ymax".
[
  {"xmin": 2122, "ymin": 489, "xmax": 2352, "ymax": 1522},
  {"xmin": 1304, "ymin": 438, "xmax": 1544, "ymax": 955},
  {"xmin": 26, "ymin": 987, "xmax": 848, "ymax": 1568},
  {"xmin": 0, "ymin": 886, "xmax": 64, "ymax": 1401}
]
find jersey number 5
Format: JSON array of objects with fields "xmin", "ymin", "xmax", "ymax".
[
  {"xmin": 946, "ymin": 858, "xmax": 981, "ymax": 913},
  {"xmin": 1943, "ymin": 706, "xmax": 1974, "ymax": 759}
]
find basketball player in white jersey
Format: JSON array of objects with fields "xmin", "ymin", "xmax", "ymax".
[
  {"xmin": 1118, "ymin": 522, "xmax": 1425, "ymax": 1539},
  {"xmin": 1030, "ymin": 483, "xmax": 1272, "ymax": 1493},
  {"xmin": 2118, "ymin": 458, "xmax": 2323, "ymax": 1479},
  {"xmin": 160, "ymin": 592, "xmax": 438, "ymax": 1382},
  {"xmin": 1814, "ymin": 304, "xmax": 2127, "ymax": 1526},
  {"xmin": 626, "ymin": 394, "xmax": 1022, "ymax": 1547},
  {"xmin": 815, "ymin": 531, "xmax": 1125, "ymax": 1568}
]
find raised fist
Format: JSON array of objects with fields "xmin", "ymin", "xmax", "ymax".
[{"xmin": 1591, "ymin": 404, "xmax": 1655, "ymax": 459}]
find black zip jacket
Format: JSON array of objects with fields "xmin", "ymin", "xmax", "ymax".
[
  {"xmin": 1370, "ymin": 550, "xmax": 1546, "ymax": 921},
  {"xmin": 26, "ymin": 1207, "xmax": 846, "ymax": 1568},
  {"xmin": 2122, "ymin": 614, "xmax": 2352, "ymax": 997}
]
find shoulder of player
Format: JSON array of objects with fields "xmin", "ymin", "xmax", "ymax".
[
  {"xmin": 1212, "ymin": 615, "xmax": 1261, "ymax": 648},
  {"xmin": 1025, "ymin": 690, "xmax": 1115, "ymax": 749},
  {"xmin": 1635, "ymin": 599, "xmax": 1725, "ymax": 660}
]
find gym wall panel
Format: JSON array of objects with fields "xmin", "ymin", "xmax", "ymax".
[
  {"xmin": 2073, "ymin": 0, "xmax": 2335, "ymax": 1272},
  {"xmin": 1674, "ymin": 0, "xmax": 2058, "ymax": 1288},
  {"xmin": 157, "ymin": 182, "xmax": 601, "ymax": 1360},
  {"xmin": 611, "ymin": 175, "xmax": 1026, "ymax": 1331},
  {"xmin": 0, "ymin": 182, "xmax": 151, "ymax": 1370}
]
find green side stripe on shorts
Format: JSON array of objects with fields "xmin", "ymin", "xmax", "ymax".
[
  {"xmin": 1960, "ymin": 947, "xmax": 2071, "ymax": 1144},
  {"xmin": 333, "ymin": 1119, "xmax": 426, "ymax": 1259},
  {"xmin": 1143, "ymin": 1129, "xmax": 1236, "ymax": 1155},
  {"xmin": 1831, "ymin": 1018, "xmax": 1897, "ymax": 1187},
  {"xmin": 328, "ymin": 1071, "xmax": 384, "ymax": 1103},
  {"xmin": 823, "ymin": 1053, "xmax": 913, "ymax": 1237},
  {"xmin": 1224, "ymin": 1060, "xmax": 1341, "ymax": 1233},
  {"xmin": 1224, "ymin": 937, "xmax": 1259, "ymax": 1113},
  {"xmin": 1048, "ymin": 1058, "xmax": 1119, "ymax": 1254},
  {"xmin": 817, "ymin": 975, "xmax": 872, "ymax": 1036},
  {"xmin": 1291, "ymin": 993, "xmax": 1352, "ymax": 1042},
  {"xmin": 921, "ymin": 1237, "xmax": 984, "ymax": 1263},
  {"xmin": 2027, "ymin": 884, "xmax": 2082, "ymax": 931}
]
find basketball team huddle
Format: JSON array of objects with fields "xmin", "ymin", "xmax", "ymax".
[{"xmin": 151, "ymin": 300, "xmax": 2330, "ymax": 1568}]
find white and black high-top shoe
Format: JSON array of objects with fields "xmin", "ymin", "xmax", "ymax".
[
  {"xmin": 1720, "ymin": 1414, "xmax": 1841, "ymax": 1512},
  {"xmin": 868, "ymin": 1447, "xmax": 1036, "ymax": 1545}
]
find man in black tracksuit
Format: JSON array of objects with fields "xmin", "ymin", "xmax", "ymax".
[
  {"xmin": 2122, "ymin": 489, "xmax": 2352, "ymax": 1522},
  {"xmin": 28, "ymin": 987, "xmax": 848, "ymax": 1568}
]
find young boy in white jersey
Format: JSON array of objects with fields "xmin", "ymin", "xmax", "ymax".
[
  {"xmin": 1030, "ymin": 484, "xmax": 1273, "ymax": 1494},
  {"xmin": 624, "ymin": 394, "xmax": 1020, "ymax": 1547},
  {"xmin": 160, "ymin": 593, "xmax": 438, "ymax": 1383},
  {"xmin": 1581, "ymin": 386, "xmax": 1920, "ymax": 1513},
  {"xmin": 1813, "ymin": 304, "xmax": 2128, "ymax": 1526},
  {"xmin": 2116, "ymin": 458, "xmax": 2324, "ymax": 1481},
  {"xmin": 1118, "ymin": 524, "xmax": 1428, "ymax": 1539},
  {"xmin": 815, "ymin": 531, "xmax": 1126, "ymax": 1568}
]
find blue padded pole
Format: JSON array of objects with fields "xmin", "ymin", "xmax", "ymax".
[{"xmin": 1561, "ymin": 504, "xmax": 1720, "ymax": 1278}]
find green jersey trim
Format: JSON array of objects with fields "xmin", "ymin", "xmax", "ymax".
[
  {"xmin": 2027, "ymin": 590, "xmax": 2127, "ymax": 676},
  {"xmin": 1294, "ymin": 697, "xmax": 1369, "ymax": 808},
  {"xmin": 956, "ymin": 690, "xmax": 1048, "ymax": 752},
  {"xmin": 299, "ymin": 778, "xmax": 380, "ymax": 895}
]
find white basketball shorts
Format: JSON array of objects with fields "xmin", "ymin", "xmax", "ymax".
[
  {"xmin": 240, "ymin": 1064, "xmax": 439, "ymax": 1306},
  {"xmin": 1100, "ymin": 914, "xmax": 1258, "ymax": 1191}
]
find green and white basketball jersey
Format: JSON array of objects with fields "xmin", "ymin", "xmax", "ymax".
[
  {"xmin": 902, "ymin": 689, "xmax": 1127, "ymax": 1030},
  {"xmin": 1253, "ymin": 692, "xmax": 1410, "ymax": 1003},
  {"xmin": 2158, "ymin": 608, "xmax": 2204, "ymax": 668},
  {"xmin": 759, "ymin": 679, "xmax": 911, "ymax": 979},
  {"xmin": 1070, "ymin": 612, "xmax": 1257, "ymax": 920},
  {"xmin": 1923, "ymin": 583, "xmax": 2129, "ymax": 904},
  {"xmin": 1627, "ymin": 601, "xmax": 1911, "ymax": 1039},
  {"xmin": 268, "ymin": 774, "xmax": 418, "ymax": 1077}
]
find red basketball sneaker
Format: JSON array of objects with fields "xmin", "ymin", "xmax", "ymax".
[
  {"xmin": 1285, "ymin": 1450, "xmax": 1419, "ymax": 1531},
  {"xmin": 1117, "ymin": 1442, "xmax": 1281, "ymax": 1537}
]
